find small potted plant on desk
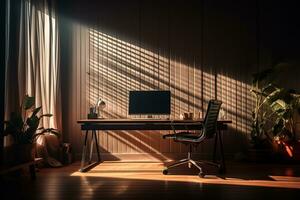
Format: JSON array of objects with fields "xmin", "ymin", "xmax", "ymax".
[{"xmin": 3, "ymin": 95, "xmax": 53, "ymax": 165}]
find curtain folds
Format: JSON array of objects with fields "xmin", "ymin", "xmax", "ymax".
[
  {"xmin": 5, "ymin": 0, "xmax": 61, "ymax": 165},
  {"xmin": 5, "ymin": 0, "xmax": 61, "ymax": 131}
]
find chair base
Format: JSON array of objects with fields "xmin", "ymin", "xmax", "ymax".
[{"xmin": 163, "ymin": 153, "xmax": 221, "ymax": 178}]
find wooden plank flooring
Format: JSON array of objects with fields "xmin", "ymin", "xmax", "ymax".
[{"xmin": 1, "ymin": 161, "xmax": 300, "ymax": 199}]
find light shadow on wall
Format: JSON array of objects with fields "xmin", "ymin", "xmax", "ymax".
[{"xmin": 76, "ymin": 26, "xmax": 254, "ymax": 161}]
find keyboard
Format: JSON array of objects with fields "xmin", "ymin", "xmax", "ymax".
[{"xmin": 129, "ymin": 118, "xmax": 169, "ymax": 120}]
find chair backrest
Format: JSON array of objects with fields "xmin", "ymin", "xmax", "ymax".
[{"xmin": 202, "ymin": 100, "xmax": 222, "ymax": 138}]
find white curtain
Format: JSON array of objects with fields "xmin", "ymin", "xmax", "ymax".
[
  {"xmin": 23, "ymin": 0, "xmax": 61, "ymax": 129},
  {"xmin": 5, "ymin": 0, "xmax": 61, "ymax": 165},
  {"xmin": 6, "ymin": 0, "xmax": 61, "ymax": 132}
]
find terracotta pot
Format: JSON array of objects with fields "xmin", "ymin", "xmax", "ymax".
[
  {"xmin": 14, "ymin": 143, "xmax": 36, "ymax": 164},
  {"xmin": 273, "ymin": 140, "xmax": 300, "ymax": 162},
  {"xmin": 3, "ymin": 145, "xmax": 15, "ymax": 166},
  {"xmin": 3, "ymin": 143, "xmax": 36, "ymax": 165},
  {"xmin": 247, "ymin": 148, "xmax": 273, "ymax": 162}
]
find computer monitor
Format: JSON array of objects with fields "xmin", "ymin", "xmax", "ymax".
[{"xmin": 128, "ymin": 90, "xmax": 171, "ymax": 115}]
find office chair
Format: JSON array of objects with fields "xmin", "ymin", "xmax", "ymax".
[{"xmin": 162, "ymin": 100, "xmax": 222, "ymax": 177}]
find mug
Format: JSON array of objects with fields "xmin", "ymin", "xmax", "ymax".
[{"xmin": 180, "ymin": 112, "xmax": 194, "ymax": 120}]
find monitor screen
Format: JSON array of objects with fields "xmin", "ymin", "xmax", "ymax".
[{"xmin": 128, "ymin": 90, "xmax": 171, "ymax": 115}]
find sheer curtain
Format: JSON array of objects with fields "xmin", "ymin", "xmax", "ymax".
[{"xmin": 5, "ymin": 0, "xmax": 61, "ymax": 165}]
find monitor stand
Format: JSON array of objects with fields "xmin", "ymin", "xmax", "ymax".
[
  {"xmin": 144, "ymin": 115, "xmax": 169, "ymax": 120},
  {"xmin": 131, "ymin": 115, "xmax": 161, "ymax": 120},
  {"xmin": 129, "ymin": 115, "xmax": 170, "ymax": 120}
]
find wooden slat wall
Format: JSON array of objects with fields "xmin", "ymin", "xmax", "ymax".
[{"xmin": 61, "ymin": 0, "xmax": 258, "ymax": 160}]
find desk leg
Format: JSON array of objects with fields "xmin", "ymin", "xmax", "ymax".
[
  {"xmin": 218, "ymin": 128, "xmax": 226, "ymax": 173},
  {"xmin": 80, "ymin": 130, "xmax": 89, "ymax": 172},
  {"xmin": 89, "ymin": 131, "xmax": 94, "ymax": 164},
  {"xmin": 213, "ymin": 132, "xmax": 218, "ymax": 163},
  {"xmin": 93, "ymin": 130, "xmax": 101, "ymax": 162}
]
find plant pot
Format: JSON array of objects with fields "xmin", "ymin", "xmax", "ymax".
[
  {"xmin": 14, "ymin": 143, "xmax": 36, "ymax": 164},
  {"xmin": 3, "ymin": 145, "xmax": 15, "ymax": 166},
  {"xmin": 3, "ymin": 143, "xmax": 36, "ymax": 166},
  {"xmin": 247, "ymin": 148, "xmax": 273, "ymax": 162},
  {"xmin": 247, "ymin": 140, "xmax": 274, "ymax": 162},
  {"xmin": 273, "ymin": 140, "xmax": 300, "ymax": 162}
]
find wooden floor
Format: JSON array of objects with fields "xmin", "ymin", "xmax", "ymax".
[{"xmin": 1, "ymin": 161, "xmax": 300, "ymax": 199}]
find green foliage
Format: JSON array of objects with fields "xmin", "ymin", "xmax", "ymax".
[
  {"xmin": 250, "ymin": 64, "xmax": 300, "ymax": 145},
  {"xmin": 23, "ymin": 95, "xmax": 35, "ymax": 110},
  {"xmin": 4, "ymin": 95, "xmax": 56, "ymax": 144},
  {"xmin": 36, "ymin": 127, "xmax": 60, "ymax": 138}
]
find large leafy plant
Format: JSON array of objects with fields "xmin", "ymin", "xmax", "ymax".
[
  {"xmin": 250, "ymin": 64, "xmax": 300, "ymax": 146},
  {"xmin": 4, "ymin": 95, "xmax": 53, "ymax": 144},
  {"xmin": 264, "ymin": 85, "xmax": 300, "ymax": 141},
  {"xmin": 250, "ymin": 67, "xmax": 277, "ymax": 146}
]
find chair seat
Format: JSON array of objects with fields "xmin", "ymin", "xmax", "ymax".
[
  {"xmin": 163, "ymin": 132, "xmax": 203, "ymax": 142},
  {"xmin": 162, "ymin": 100, "xmax": 223, "ymax": 177}
]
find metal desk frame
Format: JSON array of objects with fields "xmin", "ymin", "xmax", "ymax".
[{"xmin": 77, "ymin": 119, "xmax": 232, "ymax": 172}]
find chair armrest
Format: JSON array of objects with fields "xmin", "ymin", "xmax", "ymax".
[
  {"xmin": 163, "ymin": 132, "xmax": 197, "ymax": 139},
  {"xmin": 162, "ymin": 133, "xmax": 177, "ymax": 139}
]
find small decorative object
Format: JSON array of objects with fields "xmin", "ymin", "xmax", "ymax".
[
  {"xmin": 96, "ymin": 98, "xmax": 106, "ymax": 118},
  {"xmin": 61, "ymin": 143, "xmax": 72, "ymax": 165},
  {"xmin": 180, "ymin": 112, "xmax": 194, "ymax": 120},
  {"xmin": 179, "ymin": 113, "xmax": 184, "ymax": 120},
  {"xmin": 88, "ymin": 98, "xmax": 106, "ymax": 119},
  {"xmin": 196, "ymin": 111, "xmax": 202, "ymax": 119},
  {"xmin": 88, "ymin": 107, "xmax": 98, "ymax": 119},
  {"xmin": 187, "ymin": 112, "xmax": 194, "ymax": 120},
  {"xmin": 219, "ymin": 108, "xmax": 225, "ymax": 119}
]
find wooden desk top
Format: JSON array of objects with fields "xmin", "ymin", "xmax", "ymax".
[
  {"xmin": 77, "ymin": 118, "xmax": 232, "ymax": 124},
  {"xmin": 77, "ymin": 119, "xmax": 231, "ymax": 131}
]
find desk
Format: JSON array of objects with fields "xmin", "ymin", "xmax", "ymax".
[{"xmin": 77, "ymin": 119, "xmax": 232, "ymax": 172}]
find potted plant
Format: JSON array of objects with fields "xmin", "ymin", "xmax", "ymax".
[
  {"xmin": 265, "ymin": 86, "xmax": 300, "ymax": 160},
  {"xmin": 4, "ymin": 95, "xmax": 54, "ymax": 165},
  {"xmin": 248, "ymin": 66, "xmax": 279, "ymax": 161},
  {"xmin": 249, "ymin": 64, "xmax": 300, "ymax": 161}
]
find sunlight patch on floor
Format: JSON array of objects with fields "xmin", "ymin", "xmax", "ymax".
[{"xmin": 70, "ymin": 162, "xmax": 300, "ymax": 189}]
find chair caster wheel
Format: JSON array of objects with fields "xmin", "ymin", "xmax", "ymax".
[
  {"xmin": 199, "ymin": 172, "xmax": 205, "ymax": 178},
  {"xmin": 163, "ymin": 169, "xmax": 168, "ymax": 175}
]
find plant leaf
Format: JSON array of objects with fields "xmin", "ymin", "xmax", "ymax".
[
  {"xmin": 261, "ymin": 83, "xmax": 278, "ymax": 94},
  {"xmin": 23, "ymin": 95, "xmax": 35, "ymax": 110},
  {"xmin": 31, "ymin": 106, "xmax": 42, "ymax": 117},
  {"xmin": 35, "ymin": 127, "xmax": 60, "ymax": 138},
  {"xmin": 263, "ymin": 88, "xmax": 282, "ymax": 105},
  {"xmin": 26, "ymin": 115, "xmax": 40, "ymax": 130},
  {"xmin": 270, "ymin": 100, "xmax": 286, "ymax": 113},
  {"xmin": 252, "ymin": 68, "xmax": 274, "ymax": 85},
  {"xmin": 272, "ymin": 118, "xmax": 284, "ymax": 136},
  {"xmin": 250, "ymin": 88, "xmax": 267, "ymax": 97},
  {"xmin": 48, "ymin": 130, "xmax": 60, "ymax": 137},
  {"xmin": 39, "ymin": 114, "xmax": 53, "ymax": 119},
  {"xmin": 4, "ymin": 112, "xmax": 24, "ymax": 135}
]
